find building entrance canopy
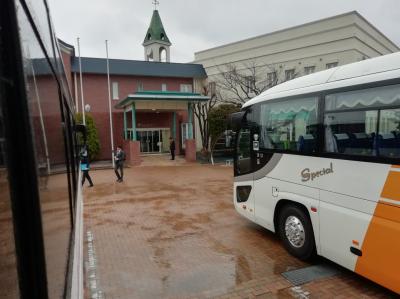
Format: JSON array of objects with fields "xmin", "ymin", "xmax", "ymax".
[
  {"xmin": 115, "ymin": 91, "xmax": 209, "ymax": 109},
  {"xmin": 115, "ymin": 90, "xmax": 209, "ymax": 144}
]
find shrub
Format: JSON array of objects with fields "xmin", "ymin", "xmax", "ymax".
[
  {"xmin": 209, "ymin": 104, "xmax": 241, "ymax": 144},
  {"xmin": 75, "ymin": 113, "xmax": 100, "ymax": 161}
]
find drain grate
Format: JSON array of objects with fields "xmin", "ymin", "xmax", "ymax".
[{"xmin": 282, "ymin": 264, "xmax": 341, "ymax": 285}]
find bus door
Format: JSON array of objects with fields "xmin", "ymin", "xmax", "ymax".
[{"xmin": 234, "ymin": 126, "xmax": 256, "ymax": 220}]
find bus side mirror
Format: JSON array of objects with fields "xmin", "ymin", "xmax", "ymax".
[{"xmin": 228, "ymin": 111, "xmax": 246, "ymax": 131}]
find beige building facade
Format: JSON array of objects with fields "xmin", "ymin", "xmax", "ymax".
[
  {"xmin": 194, "ymin": 11, "xmax": 398, "ymax": 80},
  {"xmin": 193, "ymin": 11, "xmax": 399, "ymax": 150}
]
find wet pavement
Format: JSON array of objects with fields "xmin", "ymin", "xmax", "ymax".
[
  {"xmin": 1, "ymin": 167, "xmax": 72, "ymax": 298},
  {"xmin": 83, "ymin": 157, "xmax": 397, "ymax": 299}
]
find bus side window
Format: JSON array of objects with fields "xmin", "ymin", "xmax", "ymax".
[
  {"xmin": 259, "ymin": 97, "xmax": 318, "ymax": 153},
  {"xmin": 16, "ymin": 4, "xmax": 75, "ymax": 297},
  {"xmin": 324, "ymin": 84, "xmax": 400, "ymax": 158},
  {"xmin": 324, "ymin": 111, "xmax": 378, "ymax": 156},
  {"xmin": 378, "ymin": 109, "xmax": 400, "ymax": 158}
]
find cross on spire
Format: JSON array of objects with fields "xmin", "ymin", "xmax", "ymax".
[{"xmin": 152, "ymin": 0, "xmax": 159, "ymax": 10}]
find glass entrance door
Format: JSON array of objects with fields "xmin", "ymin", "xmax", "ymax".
[
  {"xmin": 138, "ymin": 131, "xmax": 149, "ymax": 152},
  {"xmin": 181, "ymin": 123, "xmax": 189, "ymax": 149},
  {"xmin": 137, "ymin": 129, "xmax": 169, "ymax": 153},
  {"xmin": 151, "ymin": 130, "xmax": 160, "ymax": 152}
]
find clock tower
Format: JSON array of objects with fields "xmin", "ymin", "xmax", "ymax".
[{"xmin": 143, "ymin": 2, "xmax": 171, "ymax": 62}]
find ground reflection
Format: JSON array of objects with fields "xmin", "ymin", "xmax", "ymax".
[
  {"xmin": 0, "ymin": 169, "xmax": 19, "ymax": 298},
  {"xmin": 39, "ymin": 172, "xmax": 71, "ymax": 298},
  {"xmin": 83, "ymin": 164, "xmax": 302, "ymax": 298}
]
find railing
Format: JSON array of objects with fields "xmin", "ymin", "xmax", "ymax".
[{"xmin": 125, "ymin": 129, "xmax": 136, "ymax": 141}]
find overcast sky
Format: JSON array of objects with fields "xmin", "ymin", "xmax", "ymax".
[{"xmin": 47, "ymin": 0, "xmax": 400, "ymax": 63}]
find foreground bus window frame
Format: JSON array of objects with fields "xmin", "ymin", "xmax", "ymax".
[{"xmin": 0, "ymin": 0, "xmax": 84, "ymax": 298}]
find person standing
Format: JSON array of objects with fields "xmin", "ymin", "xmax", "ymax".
[
  {"xmin": 114, "ymin": 145, "xmax": 125, "ymax": 182},
  {"xmin": 169, "ymin": 137, "xmax": 175, "ymax": 160},
  {"xmin": 80, "ymin": 145, "xmax": 93, "ymax": 187}
]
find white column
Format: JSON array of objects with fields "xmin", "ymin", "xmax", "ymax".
[
  {"xmin": 106, "ymin": 40, "xmax": 115, "ymax": 167},
  {"xmin": 77, "ymin": 37, "xmax": 86, "ymax": 125}
]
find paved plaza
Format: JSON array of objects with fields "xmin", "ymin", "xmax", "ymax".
[{"xmin": 83, "ymin": 157, "xmax": 396, "ymax": 298}]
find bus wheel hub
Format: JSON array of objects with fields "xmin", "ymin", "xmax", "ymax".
[{"xmin": 285, "ymin": 216, "xmax": 305, "ymax": 248}]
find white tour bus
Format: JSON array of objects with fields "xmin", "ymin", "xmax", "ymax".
[{"xmin": 231, "ymin": 52, "xmax": 400, "ymax": 294}]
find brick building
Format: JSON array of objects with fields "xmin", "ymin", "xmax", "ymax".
[{"xmin": 58, "ymin": 8, "xmax": 208, "ymax": 164}]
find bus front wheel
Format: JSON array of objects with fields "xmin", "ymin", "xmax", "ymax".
[{"xmin": 278, "ymin": 205, "xmax": 316, "ymax": 261}]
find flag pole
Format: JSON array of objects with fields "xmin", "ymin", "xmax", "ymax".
[
  {"xmin": 106, "ymin": 40, "xmax": 115, "ymax": 168},
  {"xmin": 77, "ymin": 37, "xmax": 86, "ymax": 125}
]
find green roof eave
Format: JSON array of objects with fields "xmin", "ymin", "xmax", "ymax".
[
  {"xmin": 115, "ymin": 91, "xmax": 210, "ymax": 109},
  {"xmin": 136, "ymin": 91, "xmax": 201, "ymax": 96}
]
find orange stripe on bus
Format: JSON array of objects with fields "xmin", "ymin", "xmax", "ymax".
[
  {"xmin": 380, "ymin": 171, "xmax": 400, "ymax": 202},
  {"xmin": 375, "ymin": 200, "xmax": 400, "ymax": 222},
  {"xmin": 391, "ymin": 165, "xmax": 400, "ymax": 168},
  {"xmin": 355, "ymin": 171, "xmax": 400, "ymax": 294}
]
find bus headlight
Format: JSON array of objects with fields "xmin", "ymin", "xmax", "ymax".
[{"xmin": 236, "ymin": 186, "xmax": 252, "ymax": 202}]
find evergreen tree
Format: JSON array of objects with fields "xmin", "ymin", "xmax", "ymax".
[{"xmin": 75, "ymin": 113, "xmax": 100, "ymax": 161}]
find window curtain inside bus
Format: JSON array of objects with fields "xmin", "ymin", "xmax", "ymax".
[
  {"xmin": 324, "ymin": 84, "xmax": 400, "ymax": 157},
  {"xmin": 259, "ymin": 97, "xmax": 318, "ymax": 151},
  {"xmin": 325, "ymin": 84, "xmax": 400, "ymax": 111}
]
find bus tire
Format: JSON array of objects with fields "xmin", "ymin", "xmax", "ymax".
[{"xmin": 278, "ymin": 205, "xmax": 315, "ymax": 261}]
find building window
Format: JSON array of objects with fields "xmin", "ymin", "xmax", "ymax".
[
  {"xmin": 245, "ymin": 76, "xmax": 256, "ymax": 93},
  {"xmin": 267, "ymin": 72, "xmax": 277, "ymax": 87},
  {"xmin": 304, "ymin": 66, "xmax": 315, "ymax": 75},
  {"xmin": 161, "ymin": 83, "xmax": 167, "ymax": 91},
  {"xmin": 326, "ymin": 62, "xmax": 338, "ymax": 69},
  {"xmin": 285, "ymin": 69, "xmax": 296, "ymax": 81},
  {"xmin": 137, "ymin": 82, "xmax": 144, "ymax": 92},
  {"xmin": 208, "ymin": 81, "xmax": 216, "ymax": 95},
  {"xmin": 180, "ymin": 84, "xmax": 192, "ymax": 93},
  {"xmin": 112, "ymin": 82, "xmax": 119, "ymax": 100}
]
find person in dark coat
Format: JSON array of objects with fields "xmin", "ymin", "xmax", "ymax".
[
  {"xmin": 169, "ymin": 137, "xmax": 175, "ymax": 160},
  {"xmin": 114, "ymin": 145, "xmax": 125, "ymax": 182},
  {"xmin": 80, "ymin": 146, "xmax": 93, "ymax": 187}
]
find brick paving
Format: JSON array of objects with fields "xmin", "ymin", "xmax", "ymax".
[{"xmin": 83, "ymin": 157, "xmax": 397, "ymax": 298}]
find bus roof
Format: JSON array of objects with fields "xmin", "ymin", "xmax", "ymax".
[{"xmin": 243, "ymin": 52, "xmax": 400, "ymax": 108}]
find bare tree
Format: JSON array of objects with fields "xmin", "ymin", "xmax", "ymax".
[
  {"xmin": 193, "ymin": 85, "xmax": 218, "ymax": 153},
  {"xmin": 216, "ymin": 61, "xmax": 299, "ymax": 105}
]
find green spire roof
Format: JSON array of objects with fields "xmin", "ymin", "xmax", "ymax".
[{"xmin": 143, "ymin": 10, "xmax": 171, "ymax": 45}]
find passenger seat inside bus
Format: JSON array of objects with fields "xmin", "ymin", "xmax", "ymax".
[
  {"xmin": 349, "ymin": 132, "xmax": 374, "ymax": 154},
  {"xmin": 391, "ymin": 130, "xmax": 400, "ymax": 138},
  {"xmin": 377, "ymin": 133, "xmax": 400, "ymax": 157},
  {"xmin": 333, "ymin": 133, "xmax": 351, "ymax": 153},
  {"xmin": 297, "ymin": 134, "xmax": 316, "ymax": 153}
]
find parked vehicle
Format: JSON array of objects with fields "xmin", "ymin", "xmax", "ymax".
[{"xmin": 231, "ymin": 52, "xmax": 400, "ymax": 294}]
